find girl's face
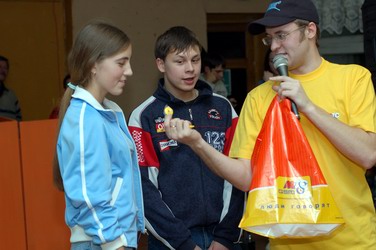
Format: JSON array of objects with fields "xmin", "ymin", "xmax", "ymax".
[
  {"xmin": 156, "ymin": 45, "xmax": 201, "ymax": 101},
  {"xmin": 89, "ymin": 44, "xmax": 133, "ymax": 103}
]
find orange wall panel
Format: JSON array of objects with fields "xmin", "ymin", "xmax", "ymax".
[
  {"xmin": 19, "ymin": 119, "xmax": 70, "ymax": 250},
  {"xmin": 0, "ymin": 120, "xmax": 27, "ymax": 249}
]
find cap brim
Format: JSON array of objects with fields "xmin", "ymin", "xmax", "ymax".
[{"xmin": 248, "ymin": 16, "xmax": 296, "ymax": 35}]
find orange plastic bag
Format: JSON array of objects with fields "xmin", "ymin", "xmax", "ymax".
[{"xmin": 239, "ymin": 96, "xmax": 344, "ymax": 238}]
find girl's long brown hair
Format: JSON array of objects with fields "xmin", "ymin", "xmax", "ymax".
[{"xmin": 53, "ymin": 21, "xmax": 131, "ymax": 191}]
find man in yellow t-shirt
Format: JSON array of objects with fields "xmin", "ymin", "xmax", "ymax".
[
  {"xmin": 231, "ymin": 59, "xmax": 376, "ymax": 249},
  {"xmin": 162, "ymin": 0, "xmax": 376, "ymax": 249}
]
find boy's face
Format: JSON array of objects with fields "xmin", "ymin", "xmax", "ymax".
[{"xmin": 156, "ymin": 45, "xmax": 201, "ymax": 101}]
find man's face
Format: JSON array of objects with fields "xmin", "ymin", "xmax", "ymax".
[
  {"xmin": 266, "ymin": 22, "xmax": 309, "ymax": 72},
  {"xmin": 0, "ymin": 60, "xmax": 9, "ymax": 82},
  {"xmin": 211, "ymin": 65, "xmax": 224, "ymax": 83},
  {"xmin": 204, "ymin": 64, "xmax": 224, "ymax": 83}
]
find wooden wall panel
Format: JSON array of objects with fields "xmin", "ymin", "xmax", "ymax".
[
  {"xmin": 0, "ymin": 120, "xmax": 27, "ymax": 249},
  {"xmin": 20, "ymin": 119, "xmax": 70, "ymax": 250}
]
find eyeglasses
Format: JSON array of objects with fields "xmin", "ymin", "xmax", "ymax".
[{"xmin": 262, "ymin": 26, "xmax": 306, "ymax": 46}]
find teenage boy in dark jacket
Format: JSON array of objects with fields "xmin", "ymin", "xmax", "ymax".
[{"xmin": 129, "ymin": 26, "xmax": 244, "ymax": 250}]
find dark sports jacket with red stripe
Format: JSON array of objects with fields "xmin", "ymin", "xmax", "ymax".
[{"xmin": 128, "ymin": 79, "xmax": 244, "ymax": 250}]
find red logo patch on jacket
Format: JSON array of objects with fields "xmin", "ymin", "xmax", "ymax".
[
  {"xmin": 155, "ymin": 117, "xmax": 166, "ymax": 133},
  {"xmin": 208, "ymin": 109, "xmax": 222, "ymax": 120}
]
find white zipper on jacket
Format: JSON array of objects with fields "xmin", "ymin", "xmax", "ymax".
[{"xmin": 188, "ymin": 108, "xmax": 193, "ymax": 121}]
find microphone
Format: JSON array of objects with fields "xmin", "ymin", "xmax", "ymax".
[{"xmin": 272, "ymin": 54, "xmax": 300, "ymax": 120}]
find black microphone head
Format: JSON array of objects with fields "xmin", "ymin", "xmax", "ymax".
[{"xmin": 272, "ymin": 54, "xmax": 288, "ymax": 76}]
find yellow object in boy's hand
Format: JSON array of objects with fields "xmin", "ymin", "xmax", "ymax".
[
  {"xmin": 164, "ymin": 105, "xmax": 174, "ymax": 116},
  {"xmin": 163, "ymin": 105, "xmax": 195, "ymax": 128}
]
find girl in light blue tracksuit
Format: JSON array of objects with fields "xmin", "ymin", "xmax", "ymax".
[{"xmin": 53, "ymin": 21, "xmax": 145, "ymax": 250}]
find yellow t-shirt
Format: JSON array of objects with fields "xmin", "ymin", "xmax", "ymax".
[{"xmin": 230, "ymin": 59, "xmax": 376, "ymax": 249}]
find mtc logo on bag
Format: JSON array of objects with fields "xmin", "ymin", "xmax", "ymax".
[{"xmin": 277, "ymin": 177, "xmax": 311, "ymax": 198}]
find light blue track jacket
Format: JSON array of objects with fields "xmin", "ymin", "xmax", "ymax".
[{"xmin": 57, "ymin": 86, "xmax": 145, "ymax": 250}]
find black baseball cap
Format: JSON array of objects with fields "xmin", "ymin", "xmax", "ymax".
[{"xmin": 248, "ymin": 0, "xmax": 319, "ymax": 35}]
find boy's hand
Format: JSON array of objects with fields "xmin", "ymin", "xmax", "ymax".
[{"xmin": 164, "ymin": 113, "xmax": 201, "ymax": 146}]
